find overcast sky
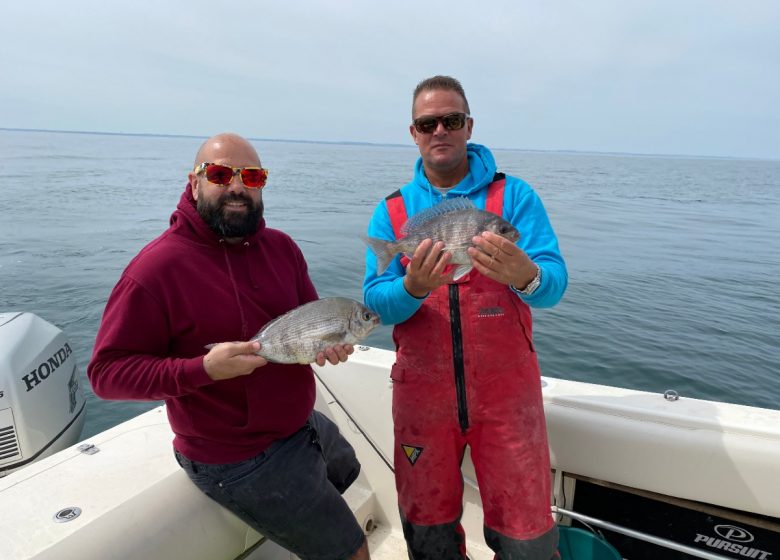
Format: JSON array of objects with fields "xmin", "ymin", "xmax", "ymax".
[{"xmin": 1, "ymin": 1, "xmax": 778, "ymax": 159}]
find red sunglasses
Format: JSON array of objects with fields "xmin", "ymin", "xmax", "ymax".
[{"xmin": 194, "ymin": 162, "xmax": 269, "ymax": 189}]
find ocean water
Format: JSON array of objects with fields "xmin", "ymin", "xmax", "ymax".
[{"xmin": 1, "ymin": 129, "xmax": 778, "ymax": 438}]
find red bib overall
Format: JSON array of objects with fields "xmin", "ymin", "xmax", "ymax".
[{"xmin": 387, "ymin": 178, "xmax": 558, "ymax": 559}]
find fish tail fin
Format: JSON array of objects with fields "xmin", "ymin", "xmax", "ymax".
[
  {"xmin": 362, "ymin": 235, "xmax": 397, "ymax": 276},
  {"xmin": 203, "ymin": 341, "xmax": 247, "ymax": 352}
]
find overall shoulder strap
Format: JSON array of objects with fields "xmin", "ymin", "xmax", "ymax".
[
  {"xmin": 485, "ymin": 172, "xmax": 506, "ymax": 216},
  {"xmin": 385, "ymin": 190, "xmax": 408, "ymax": 239}
]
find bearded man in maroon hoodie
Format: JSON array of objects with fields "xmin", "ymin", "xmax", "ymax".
[{"xmin": 88, "ymin": 133, "xmax": 370, "ymax": 560}]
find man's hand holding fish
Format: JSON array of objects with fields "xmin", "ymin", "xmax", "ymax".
[
  {"xmin": 403, "ymin": 239, "xmax": 454, "ymax": 298},
  {"xmin": 313, "ymin": 343, "xmax": 355, "ymax": 367},
  {"xmin": 203, "ymin": 341, "xmax": 267, "ymax": 381},
  {"xmin": 467, "ymin": 230, "xmax": 539, "ymax": 291}
]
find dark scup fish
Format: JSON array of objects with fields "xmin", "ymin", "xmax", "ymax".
[
  {"xmin": 209, "ymin": 297, "xmax": 381, "ymax": 364},
  {"xmin": 365, "ymin": 197, "xmax": 520, "ymax": 280}
]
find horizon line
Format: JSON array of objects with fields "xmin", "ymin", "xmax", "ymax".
[{"xmin": 0, "ymin": 127, "xmax": 775, "ymax": 163}]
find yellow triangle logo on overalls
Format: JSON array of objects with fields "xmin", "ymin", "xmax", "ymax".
[{"xmin": 401, "ymin": 444, "xmax": 423, "ymax": 466}]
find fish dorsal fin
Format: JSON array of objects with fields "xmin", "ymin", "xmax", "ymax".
[{"xmin": 401, "ymin": 197, "xmax": 476, "ymax": 236}]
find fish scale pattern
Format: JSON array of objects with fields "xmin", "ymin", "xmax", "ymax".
[{"xmin": 252, "ymin": 297, "xmax": 379, "ymax": 364}]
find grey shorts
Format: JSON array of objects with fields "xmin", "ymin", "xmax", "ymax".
[{"xmin": 174, "ymin": 410, "xmax": 365, "ymax": 560}]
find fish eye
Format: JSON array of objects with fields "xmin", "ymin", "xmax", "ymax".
[{"xmin": 362, "ymin": 312, "xmax": 371, "ymax": 321}]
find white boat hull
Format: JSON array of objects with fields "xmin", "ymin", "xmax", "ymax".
[{"xmin": 1, "ymin": 346, "xmax": 778, "ymax": 559}]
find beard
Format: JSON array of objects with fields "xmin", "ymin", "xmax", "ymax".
[{"xmin": 197, "ymin": 192, "xmax": 264, "ymax": 239}]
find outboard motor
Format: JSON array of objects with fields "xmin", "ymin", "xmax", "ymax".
[{"xmin": 0, "ymin": 312, "xmax": 86, "ymax": 477}]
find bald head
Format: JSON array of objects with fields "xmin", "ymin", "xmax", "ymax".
[
  {"xmin": 189, "ymin": 132, "xmax": 265, "ymax": 242},
  {"xmin": 194, "ymin": 133, "xmax": 261, "ymax": 168}
]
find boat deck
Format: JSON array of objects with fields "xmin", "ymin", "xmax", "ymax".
[{"xmin": 2, "ymin": 345, "xmax": 780, "ymax": 559}]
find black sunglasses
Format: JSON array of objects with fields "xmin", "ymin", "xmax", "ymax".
[{"xmin": 412, "ymin": 112, "xmax": 470, "ymax": 134}]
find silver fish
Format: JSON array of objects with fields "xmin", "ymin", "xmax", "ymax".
[
  {"xmin": 247, "ymin": 297, "xmax": 380, "ymax": 364},
  {"xmin": 365, "ymin": 197, "xmax": 520, "ymax": 280}
]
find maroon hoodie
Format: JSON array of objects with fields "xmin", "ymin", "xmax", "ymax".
[{"xmin": 88, "ymin": 184, "xmax": 318, "ymax": 463}]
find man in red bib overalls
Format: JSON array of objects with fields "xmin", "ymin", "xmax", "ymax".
[{"xmin": 363, "ymin": 76, "xmax": 568, "ymax": 559}]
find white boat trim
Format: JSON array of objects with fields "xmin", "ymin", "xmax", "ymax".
[{"xmin": 1, "ymin": 345, "xmax": 778, "ymax": 559}]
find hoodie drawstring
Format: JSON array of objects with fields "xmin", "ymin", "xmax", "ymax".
[
  {"xmin": 220, "ymin": 240, "xmax": 249, "ymax": 339},
  {"xmin": 244, "ymin": 241, "xmax": 258, "ymax": 289}
]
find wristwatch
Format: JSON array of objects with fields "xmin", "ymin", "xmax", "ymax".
[{"xmin": 511, "ymin": 265, "xmax": 541, "ymax": 296}]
